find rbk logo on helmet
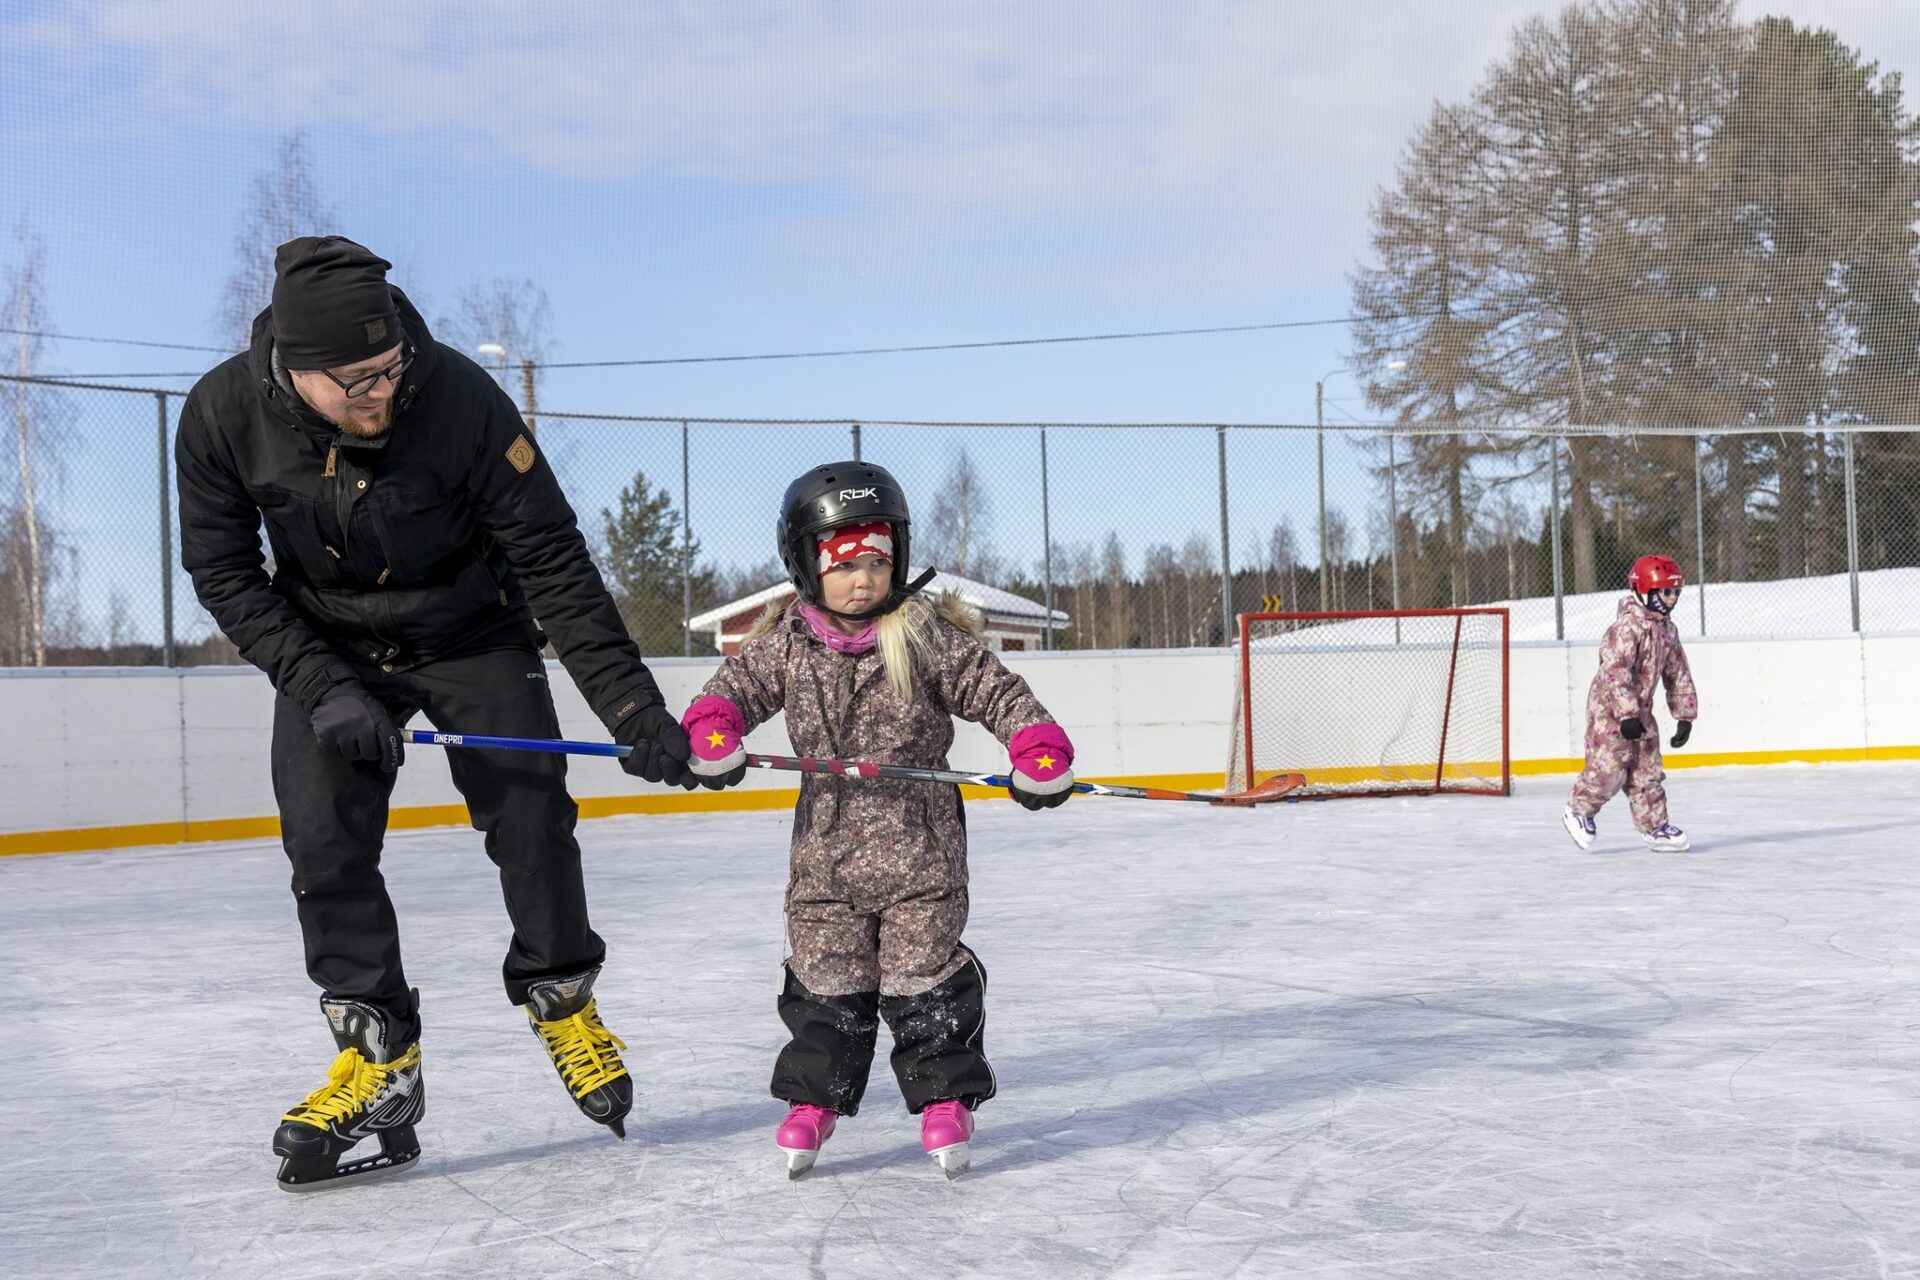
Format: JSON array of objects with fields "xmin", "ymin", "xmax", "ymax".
[{"xmin": 839, "ymin": 487, "xmax": 879, "ymax": 502}]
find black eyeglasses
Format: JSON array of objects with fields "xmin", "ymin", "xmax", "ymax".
[{"xmin": 319, "ymin": 349, "xmax": 413, "ymax": 398}]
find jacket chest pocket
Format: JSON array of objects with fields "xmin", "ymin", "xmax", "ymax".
[
  {"xmin": 366, "ymin": 480, "xmax": 474, "ymax": 582},
  {"xmin": 255, "ymin": 489, "xmax": 345, "ymax": 586}
]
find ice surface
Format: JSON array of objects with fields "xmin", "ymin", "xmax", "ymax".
[{"xmin": 3, "ymin": 765, "xmax": 1917, "ymax": 1278}]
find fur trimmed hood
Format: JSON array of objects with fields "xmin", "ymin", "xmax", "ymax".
[{"xmin": 745, "ymin": 589, "xmax": 984, "ymax": 645}]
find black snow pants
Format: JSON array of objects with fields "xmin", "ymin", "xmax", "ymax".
[
  {"xmin": 271, "ymin": 644, "xmax": 604, "ymax": 1031},
  {"xmin": 770, "ymin": 948, "xmax": 996, "ymax": 1116}
]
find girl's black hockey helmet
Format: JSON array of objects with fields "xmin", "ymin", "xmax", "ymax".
[{"xmin": 777, "ymin": 461, "xmax": 916, "ymax": 608}]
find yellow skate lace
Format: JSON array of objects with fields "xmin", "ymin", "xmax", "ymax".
[
  {"xmin": 282, "ymin": 1043, "xmax": 422, "ymax": 1128},
  {"xmin": 530, "ymin": 996, "xmax": 629, "ymax": 1099}
]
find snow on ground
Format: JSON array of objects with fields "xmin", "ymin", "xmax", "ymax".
[
  {"xmin": 1493, "ymin": 565, "xmax": 1920, "ymax": 641},
  {"xmin": 1254, "ymin": 566, "xmax": 1920, "ymax": 647},
  {"xmin": 3, "ymin": 764, "xmax": 1918, "ymax": 1278}
]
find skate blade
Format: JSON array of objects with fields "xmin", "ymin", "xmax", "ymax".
[
  {"xmin": 930, "ymin": 1141, "xmax": 970, "ymax": 1180},
  {"xmin": 276, "ymin": 1145, "xmax": 420, "ymax": 1192},
  {"xmin": 783, "ymin": 1148, "xmax": 818, "ymax": 1179}
]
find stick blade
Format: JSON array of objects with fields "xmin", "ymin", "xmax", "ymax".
[{"xmin": 1215, "ymin": 772, "xmax": 1307, "ymax": 806}]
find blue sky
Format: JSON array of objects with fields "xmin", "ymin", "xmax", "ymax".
[{"xmin": 3, "ymin": 0, "xmax": 1915, "ymax": 640}]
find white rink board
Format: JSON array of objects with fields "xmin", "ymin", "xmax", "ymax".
[
  {"xmin": 1, "ymin": 764, "xmax": 1916, "ymax": 1278},
  {"xmin": 4, "ymin": 633, "xmax": 1920, "ymax": 838}
]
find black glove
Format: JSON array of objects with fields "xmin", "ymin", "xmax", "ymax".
[
  {"xmin": 309, "ymin": 683, "xmax": 405, "ymax": 772},
  {"xmin": 1619, "ymin": 717, "xmax": 1645, "ymax": 741},
  {"xmin": 1009, "ymin": 782, "xmax": 1072, "ymax": 811},
  {"xmin": 1670, "ymin": 720, "xmax": 1692, "ymax": 749},
  {"xmin": 694, "ymin": 760, "xmax": 748, "ymax": 791},
  {"xmin": 615, "ymin": 703, "xmax": 697, "ymax": 790}
]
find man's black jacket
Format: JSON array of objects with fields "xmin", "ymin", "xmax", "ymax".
[{"xmin": 177, "ymin": 290, "xmax": 663, "ymax": 734}]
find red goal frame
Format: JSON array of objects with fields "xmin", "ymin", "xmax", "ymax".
[{"xmin": 1233, "ymin": 608, "xmax": 1511, "ymax": 798}]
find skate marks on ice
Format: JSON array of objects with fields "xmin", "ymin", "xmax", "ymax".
[{"xmin": 2, "ymin": 764, "xmax": 1919, "ymax": 1277}]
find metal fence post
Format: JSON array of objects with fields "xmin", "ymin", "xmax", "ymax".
[
  {"xmin": 1387, "ymin": 430, "xmax": 1402, "ymax": 644},
  {"xmin": 1843, "ymin": 428, "xmax": 1862, "ymax": 632},
  {"xmin": 1040, "ymin": 427, "xmax": 1053, "ymax": 650},
  {"xmin": 1549, "ymin": 434, "xmax": 1565, "ymax": 642},
  {"xmin": 1217, "ymin": 426, "xmax": 1233, "ymax": 645},
  {"xmin": 681, "ymin": 420, "xmax": 692, "ymax": 657},
  {"xmin": 156, "ymin": 392, "xmax": 175, "ymax": 667},
  {"xmin": 851, "ymin": 421, "xmax": 861, "ymax": 462},
  {"xmin": 1315, "ymin": 383, "xmax": 1329, "ymax": 610},
  {"xmin": 1694, "ymin": 432, "xmax": 1707, "ymax": 637}
]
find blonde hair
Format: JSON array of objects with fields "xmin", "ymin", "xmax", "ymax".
[{"xmin": 748, "ymin": 591, "xmax": 984, "ymax": 702}]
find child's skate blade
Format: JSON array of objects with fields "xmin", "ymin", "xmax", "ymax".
[
  {"xmin": 930, "ymin": 1140, "xmax": 970, "ymax": 1179},
  {"xmin": 783, "ymin": 1147, "xmax": 818, "ymax": 1179},
  {"xmin": 1562, "ymin": 811, "xmax": 1595, "ymax": 851}
]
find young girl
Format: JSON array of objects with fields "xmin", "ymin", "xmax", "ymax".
[
  {"xmin": 680, "ymin": 461, "xmax": 1075, "ymax": 1178},
  {"xmin": 1563, "ymin": 553, "xmax": 1699, "ymax": 853}
]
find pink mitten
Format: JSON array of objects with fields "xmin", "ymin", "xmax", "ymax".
[
  {"xmin": 1008, "ymin": 722, "xmax": 1075, "ymax": 810},
  {"xmin": 682, "ymin": 696, "xmax": 747, "ymax": 777}
]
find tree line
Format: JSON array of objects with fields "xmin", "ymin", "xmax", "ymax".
[{"xmin": 1349, "ymin": 1, "xmax": 1920, "ymax": 602}]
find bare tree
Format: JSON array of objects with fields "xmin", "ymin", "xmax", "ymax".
[
  {"xmin": 1099, "ymin": 532, "xmax": 1129, "ymax": 647},
  {"xmin": 921, "ymin": 448, "xmax": 993, "ymax": 578},
  {"xmin": 1488, "ymin": 488, "xmax": 1535, "ymax": 601},
  {"xmin": 1178, "ymin": 533, "xmax": 1214, "ymax": 644},
  {"xmin": 219, "ymin": 132, "xmax": 338, "ymax": 352},
  {"xmin": 1268, "ymin": 522, "xmax": 1300, "ymax": 610},
  {"xmin": 1, "ymin": 226, "xmax": 73, "ymax": 667},
  {"xmin": 437, "ymin": 278, "xmax": 555, "ymax": 422},
  {"xmin": 1141, "ymin": 542, "xmax": 1177, "ymax": 646},
  {"xmin": 1326, "ymin": 509, "xmax": 1352, "ymax": 609}
]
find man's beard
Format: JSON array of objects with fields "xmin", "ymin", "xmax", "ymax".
[{"xmin": 330, "ymin": 400, "xmax": 394, "ymax": 439}]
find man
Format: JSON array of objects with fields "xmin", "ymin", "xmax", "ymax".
[{"xmin": 177, "ymin": 235, "xmax": 699, "ymax": 1190}]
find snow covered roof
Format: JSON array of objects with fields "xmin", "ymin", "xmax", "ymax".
[{"xmin": 686, "ymin": 568, "xmax": 1069, "ymax": 633}]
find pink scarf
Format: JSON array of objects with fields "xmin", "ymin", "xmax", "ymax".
[{"xmin": 798, "ymin": 603, "xmax": 877, "ymax": 654}]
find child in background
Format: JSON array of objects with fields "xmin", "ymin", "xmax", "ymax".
[
  {"xmin": 681, "ymin": 461, "xmax": 1075, "ymax": 1178},
  {"xmin": 1564, "ymin": 554, "xmax": 1699, "ymax": 853}
]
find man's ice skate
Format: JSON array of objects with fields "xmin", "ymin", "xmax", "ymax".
[
  {"xmin": 775, "ymin": 1103, "xmax": 836, "ymax": 1178},
  {"xmin": 1640, "ymin": 822, "xmax": 1690, "ymax": 852},
  {"xmin": 1563, "ymin": 807, "xmax": 1597, "ymax": 851},
  {"xmin": 920, "ymin": 1099, "xmax": 973, "ymax": 1180},
  {"xmin": 525, "ymin": 965, "xmax": 633, "ymax": 1138},
  {"xmin": 273, "ymin": 997, "xmax": 424, "ymax": 1192}
]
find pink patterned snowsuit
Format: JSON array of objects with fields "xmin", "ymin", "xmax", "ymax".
[{"xmin": 1567, "ymin": 596, "xmax": 1699, "ymax": 832}]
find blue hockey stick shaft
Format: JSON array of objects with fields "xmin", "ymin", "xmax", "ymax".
[{"xmin": 407, "ymin": 731, "xmax": 1301, "ymax": 805}]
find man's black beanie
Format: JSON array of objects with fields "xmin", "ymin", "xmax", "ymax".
[{"xmin": 271, "ymin": 236, "xmax": 405, "ymax": 369}]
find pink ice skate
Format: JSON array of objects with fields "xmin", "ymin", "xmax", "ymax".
[
  {"xmin": 920, "ymin": 1099, "xmax": 974, "ymax": 1179},
  {"xmin": 776, "ymin": 1103, "xmax": 836, "ymax": 1178}
]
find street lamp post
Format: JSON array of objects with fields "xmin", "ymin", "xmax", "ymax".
[
  {"xmin": 476, "ymin": 342, "xmax": 508, "ymax": 385},
  {"xmin": 477, "ymin": 343, "xmax": 537, "ymax": 437},
  {"xmin": 1317, "ymin": 362, "xmax": 1406, "ymax": 617}
]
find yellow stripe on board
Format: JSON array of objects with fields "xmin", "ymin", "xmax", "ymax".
[{"xmin": 6, "ymin": 748, "xmax": 1920, "ymax": 858}]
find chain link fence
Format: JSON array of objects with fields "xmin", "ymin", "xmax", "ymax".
[{"xmin": 4, "ymin": 371, "xmax": 1919, "ymax": 668}]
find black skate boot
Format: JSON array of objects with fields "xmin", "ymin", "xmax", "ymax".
[
  {"xmin": 273, "ymin": 995, "xmax": 424, "ymax": 1192},
  {"xmin": 525, "ymin": 965, "xmax": 633, "ymax": 1139}
]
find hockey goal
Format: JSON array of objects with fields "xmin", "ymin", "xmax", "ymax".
[{"xmin": 1226, "ymin": 609, "xmax": 1509, "ymax": 798}]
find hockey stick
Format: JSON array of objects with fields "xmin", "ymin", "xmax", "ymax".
[{"xmin": 406, "ymin": 731, "xmax": 1304, "ymax": 807}]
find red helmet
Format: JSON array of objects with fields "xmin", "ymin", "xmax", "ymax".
[{"xmin": 1629, "ymin": 554, "xmax": 1683, "ymax": 613}]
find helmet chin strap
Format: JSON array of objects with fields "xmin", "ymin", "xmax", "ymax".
[{"xmin": 814, "ymin": 567, "xmax": 937, "ymax": 623}]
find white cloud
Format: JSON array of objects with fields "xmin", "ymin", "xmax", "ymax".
[{"xmin": 16, "ymin": 0, "xmax": 1920, "ymax": 288}]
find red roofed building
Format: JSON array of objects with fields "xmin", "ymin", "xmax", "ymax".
[{"xmin": 686, "ymin": 570, "xmax": 1069, "ymax": 657}]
